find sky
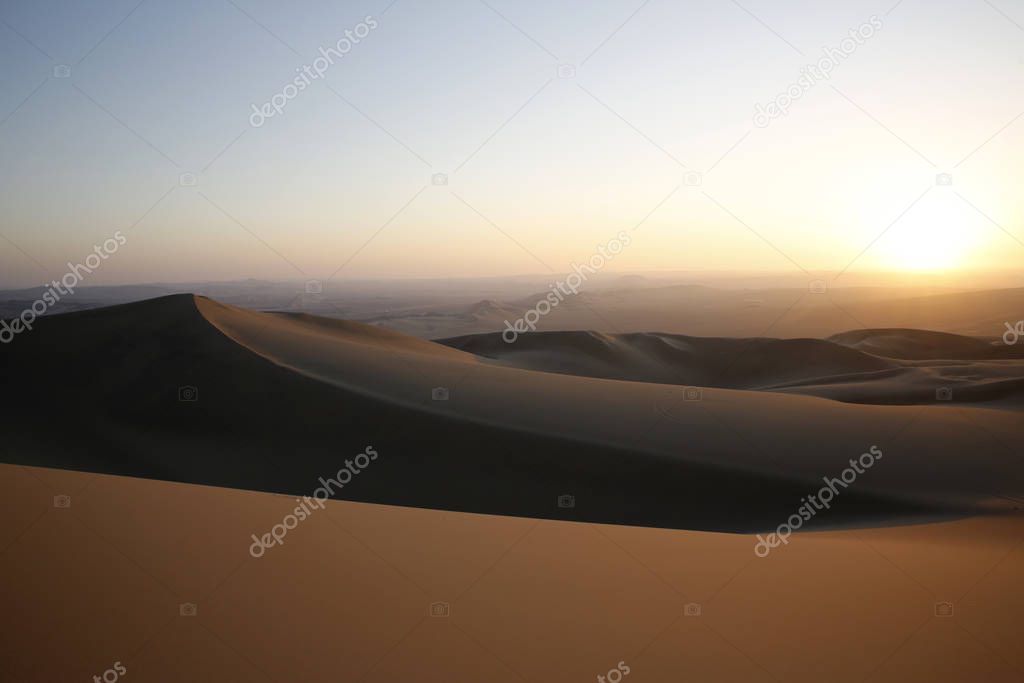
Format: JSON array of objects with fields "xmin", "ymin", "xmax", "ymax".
[{"xmin": 0, "ymin": 0, "xmax": 1022, "ymax": 288}]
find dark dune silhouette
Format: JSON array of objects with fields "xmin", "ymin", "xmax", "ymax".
[{"xmin": 2, "ymin": 295, "xmax": 1023, "ymax": 534}]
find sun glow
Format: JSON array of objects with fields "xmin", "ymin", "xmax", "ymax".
[{"xmin": 876, "ymin": 192, "xmax": 981, "ymax": 272}]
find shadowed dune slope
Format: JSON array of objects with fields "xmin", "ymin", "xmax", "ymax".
[{"xmin": 2, "ymin": 295, "xmax": 1024, "ymax": 532}]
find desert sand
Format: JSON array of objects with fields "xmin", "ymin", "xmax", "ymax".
[
  {"xmin": 2, "ymin": 464, "xmax": 1023, "ymax": 682},
  {"xmin": 2, "ymin": 294, "xmax": 1023, "ymax": 681}
]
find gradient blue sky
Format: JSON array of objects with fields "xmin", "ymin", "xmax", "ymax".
[{"xmin": 1, "ymin": 0, "xmax": 1022, "ymax": 287}]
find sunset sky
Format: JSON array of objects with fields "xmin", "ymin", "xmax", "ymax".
[{"xmin": 1, "ymin": 0, "xmax": 1022, "ymax": 287}]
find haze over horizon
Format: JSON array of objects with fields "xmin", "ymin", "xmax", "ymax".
[{"xmin": 2, "ymin": 0, "xmax": 1023, "ymax": 289}]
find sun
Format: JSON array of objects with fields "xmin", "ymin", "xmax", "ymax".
[{"xmin": 876, "ymin": 191, "xmax": 979, "ymax": 272}]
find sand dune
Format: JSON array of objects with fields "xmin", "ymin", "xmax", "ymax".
[
  {"xmin": 2, "ymin": 295, "xmax": 1023, "ymax": 534},
  {"xmin": 827, "ymin": 328, "xmax": 1016, "ymax": 360},
  {"xmin": 5, "ymin": 463, "xmax": 1023, "ymax": 683},
  {"xmin": 440, "ymin": 328, "xmax": 1024, "ymax": 406},
  {"xmin": 441, "ymin": 331, "xmax": 895, "ymax": 388}
]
